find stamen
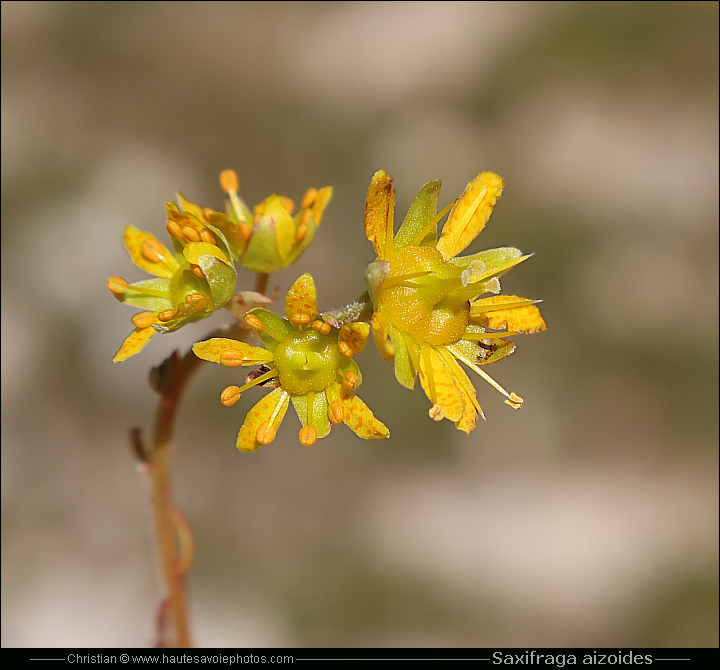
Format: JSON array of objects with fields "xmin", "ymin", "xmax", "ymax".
[
  {"xmin": 199, "ymin": 228, "xmax": 217, "ymax": 245},
  {"xmin": 328, "ymin": 400, "xmax": 344, "ymax": 424},
  {"xmin": 256, "ymin": 422, "xmax": 276, "ymax": 445},
  {"xmin": 299, "ymin": 425, "xmax": 317, "ymax": 447},
  {"xmin": 462, "ymin": 330, "xmax": 517, "ymax": 340},
  {"xmin": 220, "ymin": 386, "xmax": 242, "ymax": 406},
  {"xmin": 337, "ymin": 341, "xmax": 353, "ymax": 358},
  {"xmin": 307, "ymin": 390, "xmax": 315, "ymax": 428},
  {"xmin": 190, "ymin": 264, "xmax": 206, "ymax": 279},
  {"xmin": 312, "ymin": 319, "xmax": 332, "ymax": 335},
  {"xmin": 379, "ymin": 270, "xmax": 433, "ymax": 291},
  {"xmin": 454, "ymin": 186, "xmax": 487, "ymax": 239},
  {"xmin": 342, "ymin": 371, "xmax": 358, "ymax": 390},
  {"xmin": 185, "ymin": 292, "xmax": 206, "ymax": 303},
  {"xmin": 290, "ymin": 313, "xmax": 312, "ymax": 327},
  {"xmin": 448, "ymin": 344, "xmax": 523, "ymax": 406},
  {"xmin": 410, "ymin": 199, "xmax": 457, "ymax": 247},
  {"xmin": 219, "ymin": 169, "xmax": 239, "ymax": 193},
  {"xmin": 428, "ymin": 404, "xmax": 445, "ymax": 421},
  {"xmin": 295, "ymin": 223, "xmax": 307, "ymax": 242},
  {"xmin": 107, "ymin": 276, "xmax": 128, "ymax": 294},
  {"xmin": 157, "ymin": 309, "xmax": 175, "ymax": 322},
  {"xmin": 131, "ymin": 312, "xmax": 156, "ymax": 329},
  {"xmin": 236, "ymin": 368, "xmax": 279, "ymax": 393},
  {"xmin": 280, "ymin": 196, "xmax": 295, "ymax": 214},
  {"xmin": 166, "ymin": 219, "xmax": 184, "ymax": 241},
  {"xmin": 182, "ymin": 226, "xmax": 200, "ymax": 243},
  {"xmin": 301, "ymin": 187, "xmax": 318, "ymax": 210},
  {"xmin": 141, "ymin": 238, "xmax": 166, "ymax": 263},
  {"xmin": 239, "ymin": 220, "xmax": 251, "ymax": 243},
  {"xmin": 402, "ymin": 332, "xmax": 420, "ymax": 378},
  {"xmin": 244, "ymin": 313, "xmax": 265, "ymax": 331}
]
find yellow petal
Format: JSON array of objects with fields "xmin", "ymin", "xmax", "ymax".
[
  {"xmin": 176, "ymin": 192, "xmax": 208, "ymax": 222},
  {"xmin": 338, "ymin": 322, "xmax": 370, "ymax": 355},
  {"xmin": 436, "ymin": 172, "xmax": 504, "ymax": 260},
  {"xmin": 112, "ymin": 326, "xmax": 156, "ymax": 363},
  {"xmin": 438, "ymin": 346, "xmax": 481, "ymax": 433},
  {"xmin": 237, "ymin": 388, "xmax": 289, "ymax": 453},
  {"xmin": 333, "ymin": 383, "xmax": 390, "ymax": 439},
  {"xmin": 310, "ymin": 186, "xmax": 333, "ymax": 226},
  {"xmin": 182, "ymin": 241, "xmax": 229, "ymax": 265},
  {"xmin": 192, "ymin": 338, "xmax": 274, "ymax": 366},
  {"xmin": 285, "ymin": 273, "xmax": 318, "ymax": 325},
  {"xmin": 123, "ymin": 226, "xmax": 179, "ymax": 278},
  {"xmin": 471, "ymin": 295, "xmax": 547, "ymax": 333},
  {"xmin": 364, "ymin": 170, "xmax": 394, "ymax": 260},
  {"xmin": 417, "ymin": 346, "xmax": 464, "ymax": 423}
]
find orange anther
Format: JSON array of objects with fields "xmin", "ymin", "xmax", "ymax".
[
  {"xmin": 107, "ymin": 276, "xmax": 128, "ymax": 294},
  {"xmin": 328, "ymin": 400, "xmax": 344, "ymax": 425},
  {"xmin": 219, "ymin": 169, "xmax": 239, "ymax": 193},
  {"xmin": 182, "ymin": 226, "xmax": 200, "ymax": 243},
  {"xmin": 312, "ymin": 319, "xmax": 331, "ymax": 335},
  {"xmin": 295, "ymin": 223, "xmax": 307, "ymax": 242},
  {"xmin": 141, "ymin": 238, "xmax": 165, "ymax": 263},
  {"xmin": 342, "ymin": 371, "xmax": 358, "ymax": 390},
  {"xmin": 428, "ymin": 404, "xmax": 445, "ymax": 421},
  {"xmin": 199, "ymin": 228, "xmax": 217, "ymax": 245},
  {"xmin": 220, "ymin": 385, "xmax": 241, "ymax": 406},
  {"xmin": 157, "ymin": 309, "xmax": 175, "ymax": 322},
  {"xmin": 239, "ymin": 221, "xmax": 251, "ymax": 244},
  {"xmin": 190, "ymin": 264, "xmax": 206, "ymax": 278},
  {"xmin": 131, "ymin": 311, "xmax": 156, "ymax": 329},
  {"xmin": 244, "ymin": 313, "xmax": 265, "ymax": 331},
  {"xmin": 279, "ymin": 196, "xmax": 295, "ymax": 214},
  {"xmin": 337, "ymin": 341, "xmax": 353, "ymax": 358},
  {"xmin": 185, "ymin": 292, "xmax": 206, "ymax": 303},
  {"xmin": 166, "ymin": 219, "xmax": 184, "ymax": 240},
  {"xmin": 301, "ymin": 187, "xmax": 318, "ymax": 210},
  {"xmin": 256, "ymin": 421, "xmax": 276, "ymax": 445},
  {"xmin": 298, "ymin": 425, "xmax": 317, "ymax": 447},
  {"xmin": 220, "ymin": 350, "xmax": 246, "ymax": 367}
]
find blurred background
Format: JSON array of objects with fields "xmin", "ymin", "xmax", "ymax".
[{"xmin": 2, "ymin": 0, "xmax": 717, "ymax": 648}]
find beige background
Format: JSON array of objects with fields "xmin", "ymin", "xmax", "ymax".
[{"xmin": 2, "ymin": 1, "xmax": 717, "ymax": 648}]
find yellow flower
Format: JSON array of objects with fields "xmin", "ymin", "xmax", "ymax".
[
  {"xmin": 363, "ymin": 170, "xmax": 546, "ymax": 432},
  {"xmin": 193, "ymin": 273, "xmax": 389, "ymax": 452},
  {"xmin": 176, "ymin": 169, "xmax": 333, "ymax": 274},
  {"xmin": 108, "ymin": 218, "xmax": 236, "ymax": 363}
]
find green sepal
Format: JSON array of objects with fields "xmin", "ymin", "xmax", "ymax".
[
  {"xmin": 169, "ymin": 266, "xmax": 210, "ymax": 304},
  {"xmin": 204, "ymin": 222, "xmax": 235, "ymax": 263},
  {"xmin": 389, "ymin": 325, "xmax": 416, "ymax": 389},
  {"xmin": 449, "ymin": 247, "xmax": 526, "ymax": 279},
  {"xmin": 247, "ymin": 308, "xmax": 293, "ymax": 352},
  {"xmin": 241, "ymin": 217, "xmax": 283, "ymax": 273},
  {"xmin": 198, "ymin": 255, "xmax": 236, "ymax": 307},
  {"xmin": 291, "ymin": 391, "xmax": 331, "ymax": 439},
  {"xmin": 206, "ymin": 212, "xmax": 246, "ymax": 260},
  {"xmin": 455, "ymin": 324, "xmax": 517, "ymax": 366},
  {"xmin": 118, "ymin": 278, "xmax": 173, "ymax": 311},
  {"xmin": 394, "ymin": 180, "xmax": 441, "ymax": 251},
  {"xmin": 285, "ymin": 213, "xmax": 318, "ymax": 266},
  {"xmin": 151, "ymin": 306, "xmax": 212, "ymax": 334},
  {"xmin": 338, "ymin": 357, "xmax": 362, "ymax": 388}
]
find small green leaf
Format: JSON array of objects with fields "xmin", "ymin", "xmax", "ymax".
[
  {"xmin": 394, "ymin": 180, "xmax": 441, "ymax": 251},
  {"xmin": 198, "ymin": 255, "xmax": 236, "ymax": 307}
]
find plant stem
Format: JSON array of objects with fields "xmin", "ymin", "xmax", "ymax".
[{"xmin": 255, "ymin": 272, "xmax": 269, "ymax": 295}]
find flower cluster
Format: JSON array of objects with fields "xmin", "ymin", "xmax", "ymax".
[{"xmin": 109, "ymin": 168, "xmax": 545, "ymax": 450}]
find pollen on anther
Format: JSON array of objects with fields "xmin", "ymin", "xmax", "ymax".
[
  {"xmin": 141, "ymin": 239, "xmax": 164, "ymax": 263},
  {"xmin": 166, "ymin": 220, "xmax": 184, "ymax": 240},
  {"xmin": 337, "ymin": 341, "xmax": 353, "ymax": 358},
  {"xmin": 279, "ymin": 196, "xmax": 295, "ymax": 214},
  {"xmin": 301, "ymin": 188, "xmax": 318, "ymax": 210},
  {"xmin": 190, "ymin": 264, "xmax": 206, "ymax": 279},
  {"xmin": 220, "ymin": 350, "xmax": 246, "ymax": 367},
  {"xmin": 182, "ymin": 226, "xmax": 200, "ymax": 243},
  {"xmin": 107, "ymin": 276, "xmax": 128, "ymax": 294},
  {"xmin": 295, "ymin": 223, "xmax": 307, "ymax": 243},
  {"xmin": 157, "ymin": 309, "xmax": 175, "ymax": 322},
  {"xmin": 219, "ymin": 169, "xmax": 239, "ymax": 193},
  {"xmin": 428, "ymin": 404, "xmax": 446, "ymax": 421},
  {"xmin": 131, "ymin": 311, "xmax": 156, "ymax": 329},
  {"xmin": 298, "ymin": 425, "xmax": 317, "ymax": 447},
  {"xmin": 342, "ymin": 371, "xmax": 358, "ymax": 390},
  {"xmin": 245, "ymin": 313, "xmax": 265, "ymax": 331},
  {"xmin": 328, "ymin": 400, "xmax": 344, "ymax": 424},
  {"xmin": 220, "ymin": 386, "xmax": 241, "ymax": 406},
  {"xmin": 200, "ymin": 228, "xmax": 217, "ymax": 245},
  {"xmin": 505, "ymin": 392, "xmax": 523, "ymax": 410},
  {"xmin": 312, "ymin": 319, "xmax": 332, "ymax": 335},
  {"xmin": 256, "ymin": 421, "xmax": 276, "ymax": 445},
  {"xmin": 185, "ymin": 292, "xmax": 206, "ymax": 303}
]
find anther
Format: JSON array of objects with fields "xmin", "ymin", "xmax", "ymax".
[
  {"xmin": 182, "ymin": 226, "xmax": 200, "ymax": 243},
  {"xmin": 342, "ymin": 371, "xmax": 358, "ymax": 390},
  {"xmin": 279, "ymin": 196, "xmax": 295, "ymax": 214},
  {"xmin": 295, "ymin": 223, "xmax": 307, "ymax": 242},
  {"xmin": 107, "ymin": 276, "xmax": 128, "ymax": 294},
  {"xmin": 312, "ymin": 319, "xmax": 332, "ymax": 335},
  {"xmin": 244, "ymin": 313, "xmax": 265, "ymax": 331},
  {"xmin": 220, "ymin": 385, "xmax": 241, "ymax": 406},
  {"xmin": 337, "ymin": 341, "xmax": 353, "ymax": 358},
  {"xmin": 290, "ymin": 313, "xmax": 312, "ymax": 327},
  {"xmin": 301, "ymin": 187, "xmax": 318, "ymax": 210},
  {"xmin": 428, "ymin": 404, "xmax": 446, "ymax": 421},
  {"xmin": 165, "ymin": 219, "xmax": 182, "ymax": 240},
  {"xmin": 185, "ymin": 292, "xmax": 206, "ymax": 303},
  {"xmin": 239, "ymin": 221, "xmax": 251, "ymax": 243},
  {"xmin": 190, "ymin": 264, "xmax": 206, "ymax": 278},
  {"xmin": 256, "ymin": 421, "xmax": 276, "ymax": 445},
  {"xmin": 505, "ymin": 392, "xmax": 523, "ymax": 410},
  {"xmin": 220, "ymin": 350, "xmax": 247, "ymax": 367},
  {"xmin": 199, "ymin": 228, "xmax": 217, "ymax": 245},
  {"xmin": 157, "ymin": 309, "xmax": 175, "ymax": 322},
  {"xmin": 328, "ymin": 400, "xmax": 344, "ymax": 425},
  {"xmin": 219, "ymin": 169, "xmax": 239, "ymax": 193},
  {"xmin": 141, "ymin": 238, "xmax": 165, "ymax": 263},
  {"xmin": 131, "ymin": 311, "xmax": 156, "ymax": 329},
  {"xmin": 298, "ymin": 425, "xmax": 317, "ymax": 447}
]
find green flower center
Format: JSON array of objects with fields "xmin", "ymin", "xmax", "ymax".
[{"xmin": 273, "ymin": 329, "xmax": 341, "ymax": 395}]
